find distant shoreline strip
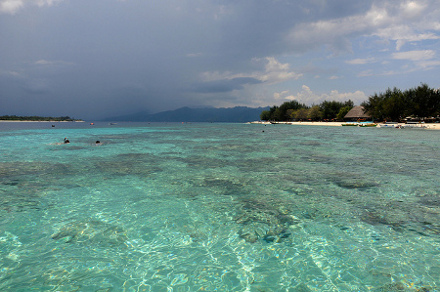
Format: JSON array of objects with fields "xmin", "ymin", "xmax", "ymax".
[
  {"xmin": 0, "ymin": 120, "xmax": 85, "ymax": 123},
  {"xmin": 248, "ymin": 121, "xmax": 440, "ymax": 130}
]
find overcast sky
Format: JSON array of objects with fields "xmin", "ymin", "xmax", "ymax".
[{"xmin": 1, "ymin": 0, "xmax": 440, "ymax": 119}]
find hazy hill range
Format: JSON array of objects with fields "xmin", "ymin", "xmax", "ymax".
[{"xmin": 104, "ymin": 106, "xmax": 270, "ymax": 123}]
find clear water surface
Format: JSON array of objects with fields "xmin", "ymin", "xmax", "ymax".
[{"xmin": 0, "ymin": 122, "xmax": 439, "ymax": 291}]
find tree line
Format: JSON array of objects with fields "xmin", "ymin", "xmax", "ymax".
[
  {"xmin": 361, "ymin": 83, "xmax": 440, "ymax": 122},
  {"xmin": 260, "ymin": 100, "xmax": 354, "ymax": 121},
  {"xmin": 0, "ymin": 115, "xmax": 79, "ymax": 121},
  {"xmin": 260, "ymin": 84, "xmax": 440, "ymax": 122}
]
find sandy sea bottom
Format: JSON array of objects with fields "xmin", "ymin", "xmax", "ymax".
[{"xmin": 0, "ymin": 122, "xmax": 440, "ymax": 291}]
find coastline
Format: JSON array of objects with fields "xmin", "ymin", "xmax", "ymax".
[
  {"xmin": 249, "ymin": 121, "xmax": 440, "ymax": 130},
  {"xmin": 0, "ymin": 120, "xmax": 84, "ymax": 123}
]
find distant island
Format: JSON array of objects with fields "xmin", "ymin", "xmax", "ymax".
[{"xmin": 0, "ymin": 115, "xmax": 82, "ymax": 122}]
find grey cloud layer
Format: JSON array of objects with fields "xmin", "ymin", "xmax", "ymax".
[{"xmin": 1, "ymin": 0, "xmax": 439, "ymax": 119}]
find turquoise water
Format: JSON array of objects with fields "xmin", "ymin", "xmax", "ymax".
[{"xmin": 1, "ymin": 122, "xmax": 439, "ymax": 291}]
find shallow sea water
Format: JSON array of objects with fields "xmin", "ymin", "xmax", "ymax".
[{"xmin": 0, "ymin": 122, "xmax": 439, "ymax": 291}]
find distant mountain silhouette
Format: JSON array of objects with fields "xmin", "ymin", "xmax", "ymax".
[{"xmin": 103, "ymin": 106, "xmax": 269, "ymax": 122}]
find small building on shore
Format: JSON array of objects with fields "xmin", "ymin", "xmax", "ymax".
[{"xmin": 344, "ymin": 106, "xmax": 372, "ymax": 121}]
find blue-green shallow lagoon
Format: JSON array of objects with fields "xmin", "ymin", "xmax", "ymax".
[{"xmin": 1, "ymin": 122, "xmax": 439, "ymax": 291}]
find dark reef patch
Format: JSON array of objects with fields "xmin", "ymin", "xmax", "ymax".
[
  {"xmin": 332, "ymin": 177, "xmax": 380, "ymax": 189},
  {"xmin": 418, "ymin": 194, "xmax": 440, "ymax": 207},
  {"xmin": 0, "ymin": 161, "xmax": 72, "ymax": 178},
  {"xmin": 93, "ymin": 153, "xmax": 162, "ymax": 177},
  {"xmin": 234, "ymin": 197, "xmax": 299, "ymax": 243},
  {"xmin": 52, "ymin": 219, "xmax": 127, "ymax": 246}
]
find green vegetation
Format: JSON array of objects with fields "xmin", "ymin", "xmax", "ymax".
[
  {"xmin": 361, "ymin": 83, "xmax": 440, "ymax": 122},
  {"xmin": 261, "ymin": 84, "xmax": 440, "ymax": 122},
  {"xmin": 0, "ymin": 115, "xmax": 80, "ymax": 121},
  {"xmin": 260, "ymin": 100, "xmax": 354, "ymax": 121}
]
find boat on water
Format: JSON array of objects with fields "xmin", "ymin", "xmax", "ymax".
[
  {"xmin": 248, "ymin": 121, "xmax": 271, "ymax": 124},
  {"xmin": 376, "ymin": 122, "xmax": 427, "ymax": 129},
  {"xmin": 376, "ymin": 122, "xmax": 400, "ymax": 128},
  {"xmin": 342, "ymin": 122, "xmax": 377, "ymax": 127},
  {"xmin": 401, "ymin": 124, "xmax": 427, "ymax": 129}
]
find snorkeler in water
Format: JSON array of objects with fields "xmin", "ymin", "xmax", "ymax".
[{"xmin": 64, "ymin": 137, "xmax": 70, "ymax": 144}]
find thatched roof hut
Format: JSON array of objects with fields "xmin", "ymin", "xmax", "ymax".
[{"xmin": 344, "ymin": 106, "xmax": 371, "ymax": 121}]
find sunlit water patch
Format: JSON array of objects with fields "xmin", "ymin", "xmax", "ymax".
[{"xmin": 0, "ymin": 122, "xmax": 439, "ymax": 291}]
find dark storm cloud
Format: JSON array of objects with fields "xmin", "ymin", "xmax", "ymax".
[
  {"xmin": 1, "ymin": 0, "xmax": 440, "ymax": 119},
  {"xmin": 206, "ymin": 0, "xmax": 374, "ymax": 58}
]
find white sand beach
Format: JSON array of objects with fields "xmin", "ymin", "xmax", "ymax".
[{"xmin": 250, "ymin": 121, "xmax": 440, "ymax": 129}]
